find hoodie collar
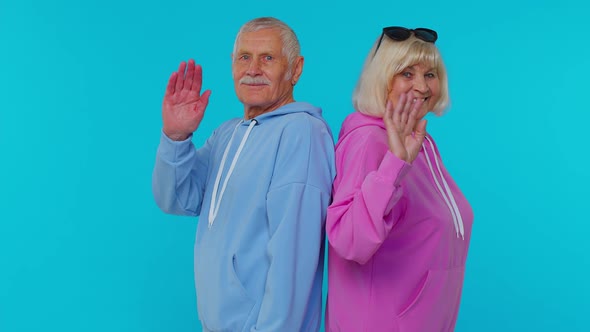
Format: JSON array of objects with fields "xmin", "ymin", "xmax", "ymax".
[{"xmin": 247, "ymin": 102, "xmax": 322, "ymax": 124}]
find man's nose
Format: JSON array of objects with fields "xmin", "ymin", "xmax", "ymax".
[{"xmin": 247, "ymin": 58, "xmax": 262, "ymax": 75}]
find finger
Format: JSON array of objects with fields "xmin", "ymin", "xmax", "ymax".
[
  {"xmin": 393, "ymin": 93, "xmax": 407, "ymax": 126},
  {"xmin": 199, "ymin": 89, "xmax": 212, "ymax": 110},
  {"xmin": 175, "ymin": 61, "xmax": 186, "ymax": 92},
  {"xmin": 400, "ymin": 99, "xmax": 410, "ymax": 125},
  {"xmin": 408, "ymin": 98, "xmax": 424, "ymax": 124},
  {"xmin": 383, "ymin": 100, "xmax": 393, "ymax": 125},
  {"xmin": 400, "ymin": 92, "xmax": 414, "ymax": 126},
  {"xmin": 192, "ymin": 63, "xmax": 204, "ymax": 93},
  {"xmin": 404, "ymin": 96, "xmax": 424, "ymax": 135},
  {"xmin": 165, "ymin": 72, "xmax": 178, "ymax": 96},
  {"xmin": 413, "ymin": 119, "xmax": 428, "ymax": 144},
  {"xmin": 184, "ymin": 59, "xmax": 195, "ymax": 92}
]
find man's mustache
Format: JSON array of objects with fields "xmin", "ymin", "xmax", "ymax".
[{"xmin": 239, "ymin": 76, "xmax": 271, "ymax": 85}]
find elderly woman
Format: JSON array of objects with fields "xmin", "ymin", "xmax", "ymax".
[{"xmin": 325, "ymin": 27, "xmax": 474, "ymax": 332}]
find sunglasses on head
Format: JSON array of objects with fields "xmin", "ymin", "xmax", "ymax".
[{"xmin": 373, "ymin": 26, "xmax": 438, "ymax": 56}]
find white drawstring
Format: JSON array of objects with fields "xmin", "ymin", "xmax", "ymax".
[
  {"xmin": 208, "ymin": 120, "xmax": 257, "ymax": 228},
  {"xmin": 423, "ymin": 136, "xmax": 465, "ymax": 239}
]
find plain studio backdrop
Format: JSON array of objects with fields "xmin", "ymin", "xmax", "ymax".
[{"xmin": 1, "ymin": 0, "xmax": 588, "ymax": 331}]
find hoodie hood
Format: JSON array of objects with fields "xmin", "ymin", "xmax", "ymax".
[
  {"xmin": 253, "ymin": 102, "xmax": 332, "ymax": 135},
  {"xmin": 336, "ymin": 111, "xmax": 384, "ymax": 146}
]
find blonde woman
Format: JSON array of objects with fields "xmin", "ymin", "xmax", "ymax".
[{"xmin": 326, "ymin": 27, "xmax": 473, "ymax": 332}]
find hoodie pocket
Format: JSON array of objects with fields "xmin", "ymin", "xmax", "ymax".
[
  {"xmin": 197, "ymin": 254, "xmax": 257, "ymax": 332},
  {"xmin": 397, "ymin": 268, "xmax": 465, "ymax": 332},
  {"xmin": 231, "ymin": 254, "xmax": 254, "ymax": 305}
]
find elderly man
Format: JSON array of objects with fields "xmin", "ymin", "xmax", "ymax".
[{"xmin": 152, "ymin": 17, "xmax": 335, "ymax": 332}]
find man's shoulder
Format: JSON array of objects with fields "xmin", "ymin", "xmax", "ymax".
[{"xmin": 275, "ymin": 112, "xmax": 328, "ymax": 132}]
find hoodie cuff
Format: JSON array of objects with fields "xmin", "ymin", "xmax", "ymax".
[
  {"xmin": 157, "ymin": 130, "xmax": 194, "ymax": 162},
  {"xmin": 377, "ymin": 151, "xmax": 411, "ymax": 186}
]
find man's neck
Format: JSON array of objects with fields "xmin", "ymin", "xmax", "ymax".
[{"xmin": 244, "ymin": 96, "xmax": 295, "ymax": 120}]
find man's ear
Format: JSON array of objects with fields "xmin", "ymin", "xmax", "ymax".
[{"xmin": 291, "ymin": 56, "xmax": 304, "ymax": 86}]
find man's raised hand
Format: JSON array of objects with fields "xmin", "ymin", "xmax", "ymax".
[{"xmin": 162, "ymin": 59, "xmax": 212, "ymax": 141}]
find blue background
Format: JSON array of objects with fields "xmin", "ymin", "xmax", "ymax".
[{"xmin": 1, "ymin": 0, "xmax": 589, "ymax": 331}]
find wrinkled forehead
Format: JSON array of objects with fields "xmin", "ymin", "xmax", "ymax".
[{"xmin": 235, "ymin": 28, "xmax": 283, "ymax": 52}]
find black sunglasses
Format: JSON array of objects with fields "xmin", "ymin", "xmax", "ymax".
[{"xmin": 374, "ymin": 26, "xmax": 438, "ymax": 56}]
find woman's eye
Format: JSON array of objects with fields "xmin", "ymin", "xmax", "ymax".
[
  {"xmin": 402, "ymin": 72, "xmax": 412, "ymax": 78},
  {"xmin": 426, "ymin": 72, "xmax": 436, "ymax": 78}
]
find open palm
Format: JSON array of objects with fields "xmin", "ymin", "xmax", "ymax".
[
  {"xmin": 383, "ymin": 92, "xmax": 428, "ymax": 163},
  {"xmin": 162, "ymin": 59, "xmax": 212, "ymax": 141}
]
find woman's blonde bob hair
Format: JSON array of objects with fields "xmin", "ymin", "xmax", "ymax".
[{"xmin": 352, "ymin": 34, "xmax": 450, "ymax": 117}]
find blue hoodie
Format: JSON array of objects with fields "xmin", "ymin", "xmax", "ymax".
[{"xmin": 152, "ymin": 102, "xmax": 336, "ymax": 332}]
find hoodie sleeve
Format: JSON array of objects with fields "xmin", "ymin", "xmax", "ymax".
[
  {"xmin": 251, "ymin": 117, "xmax": 334, "ymax": 332},
  {"xmin": 326, "ymin": 128, "xmax": 411, "ymax": 264},
  {"xmin": 151, "ymin": 130, "xmax": 213, "ymax": 216}
]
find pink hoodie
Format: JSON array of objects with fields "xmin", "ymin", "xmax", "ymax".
[{"xmin": 325, "ymin": 111, "xmax": 473, "ymax": 332}]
